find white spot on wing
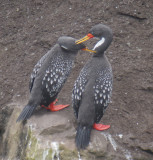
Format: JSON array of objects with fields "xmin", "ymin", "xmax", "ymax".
[
  {"xmin": 95, "ymin": 89, "xmax": 99, "ymax": 93},
  {"xmin": 103, "ymin": 95, "xmax": 106, "ymax": 99},
  {"xmin": 100, "ymin": 99, "xmax": 103, "ymax": 104},
  {"xmin": 93, "ymin": 37, "xmax": 105, "ymax": 50}
]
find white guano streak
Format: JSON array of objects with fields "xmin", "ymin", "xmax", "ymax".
[
  {"xmin": 93, "ymin": 37, "xmax": 105, "ymax": 50},
  {"xmin": 102, "ymin": 132, "xmax": 117, "ymax": 151},
  {"xmin": 51, "ymin": 142, "xmax": 60, "ymax": 160}
]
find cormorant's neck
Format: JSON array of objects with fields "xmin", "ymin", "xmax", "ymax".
[
  {"xmin": 94, "ymin": 33, "xmax": 112, "ymax": 55},
  {"xmin": 93, "ymin": 51, "xmax": 105, "ymax": 57}
]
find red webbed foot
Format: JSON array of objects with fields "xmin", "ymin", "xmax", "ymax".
[
  {"xmin": 93, "ymin": 123, "xmax": 110, "ymax": 131},
  {"xmin": 50, "ymin": 104, "xmax": 69, "ymax": 111},
  {"xmin": 41, "ymin": 99, "xmax": 69, "ymax": 112}
]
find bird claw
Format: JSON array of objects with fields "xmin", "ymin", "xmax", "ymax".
[{"xmin": 41, "ymin": 105, "xmax": 49, "ymax": 110}]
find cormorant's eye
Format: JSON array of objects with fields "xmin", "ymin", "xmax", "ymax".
[{"xmin": 90, "ymin": 31, "xmax": 94, "ymax": 35}]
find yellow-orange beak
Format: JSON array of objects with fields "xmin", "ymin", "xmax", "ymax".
[
  {"xmin": 81, "ymin": 47, "xmax": 96, "ymax": 53},
  {"xmin": 76, "ymin": 33, "xmax": 94, "ymax": 44}
]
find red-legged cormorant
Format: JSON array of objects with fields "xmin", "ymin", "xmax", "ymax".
[
  {"xmin": 72, "ymin": 24, "xmax": 113, "ymax": 149},
  {"xmin": 17, "ymin": 36, "xmax": 94, "ymax": 122}
]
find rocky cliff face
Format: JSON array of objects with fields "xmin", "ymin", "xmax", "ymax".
[
  {"xmin": 0, "ymin": 104, "xmax": 133, "ymax": 160},
  {"xmin": 1, "ymin": 101, "xmax": 153, "ymax": 160},
  {"xmin": 1, "ymin": 0, "xmax": 153, "ymax": 159}
]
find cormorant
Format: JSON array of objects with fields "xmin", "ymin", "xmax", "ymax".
[
  {"xmin": 17, "ymin": 36, "xmax": 94, "ymax": 122},
  {"xmin": 72, "ymin": 24, "xmax": 113, "ymax": 149}
]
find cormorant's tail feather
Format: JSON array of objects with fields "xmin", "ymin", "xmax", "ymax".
[
  {"xmin": 16, "ymin": 104, "xmax": 36, "ymax": 122},
  {"xmin": 75, "ymin": 124, "xmax": 92, "ymax": 150}
]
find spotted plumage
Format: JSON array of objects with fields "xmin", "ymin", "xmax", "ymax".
[
  {"xmin": 40, "ymin": 56, "xmax": 73, "ymax": 106},
  {"xmin": 72, "ymin": 57, "xmax": 113, "ymax": 123},
  {"xmin": 93, "ymin": 68, "xmax": 112, "ymax": 123},
  {"xmin": 72, "ymin": 67, "xmax": 88, "ymax": 118},
  {"xmin": 17, "ymin": 36, "xmax": 85, "ymax": 122},
  {"xmin": 29, "ymin": 51, "xmax": 50, "ymax": 92}
]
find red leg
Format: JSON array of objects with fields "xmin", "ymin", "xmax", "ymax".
[
  {"xmin": 52, "ymin": 99, "xmax": 58, "ymax": 105},
  {"xmin": 41, "ymin": 105, "xmax": 49, "ymax": 110},
  {"xmin": 41, "ymin": 99, "xmax": 69, "ymax": 112},
  {"xmin": 93, "ymin": 123, "xmax": 110, "ymax": 131}
]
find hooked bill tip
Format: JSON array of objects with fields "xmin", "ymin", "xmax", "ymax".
[{"xmin": 75, "ymin": 33, "xmax": 94, "ymax": 44}]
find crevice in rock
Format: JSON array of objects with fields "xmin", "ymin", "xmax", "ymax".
[
  {"xmin": 139, "ymin": 148, "xmax": 153, "ymax": 156},
  {"xmin": 117, "ymin": 12, "xmax": 147, "ymax": 21},
  {"xmin": 0, "ymin": 106, "xmax": 14, "ymax": 157},
  {"xmin": 17, "ymin": 123, "xmax": 29, "ymax": 160},
  {"xmin": 139, "ymin": 86, "xmax": 153, "ymax": 93},
  {"xmin": 1, "ymin": 107, "xmax": 27, "ymax": 160}
]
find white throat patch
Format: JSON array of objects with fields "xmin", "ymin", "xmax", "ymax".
[
  {"xmin": 93, "ymin": 37, "xmax": 105, "ymax": 50},
  {"xmin": 61, "ymin": 45, "xmax": 68, "ymax": 50}
]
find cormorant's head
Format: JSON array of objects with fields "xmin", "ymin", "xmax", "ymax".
[
  {"xmin": 89, "ymin": 24, "xmax": 112, "ymax": 40},
  {"xmin": 75, "ymin": 24, "xmax": 113, "ymax": 54},
  {"xmin": 58, "ymin": 36, "xmax": 95, "ymax": 53},
  {"xmin": 58, "ymin": 36, "xmax": 85, "ymax": 52}
]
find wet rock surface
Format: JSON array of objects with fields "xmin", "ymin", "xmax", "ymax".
[{"xmin": 1, "ymin": 0, "xmax": 153, "ymax": 159}]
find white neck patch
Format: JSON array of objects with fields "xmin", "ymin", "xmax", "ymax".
[
  {"xmin": 93, "ymin": 37, "xmax": 105, "ymax": 50},
  {"xmin": 61, "ymin": 45, "xmax": 68, "ymax": 50},
  {"xmin": 61, "ymin": 45, "xmax": 69, "ymax": 50}
]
